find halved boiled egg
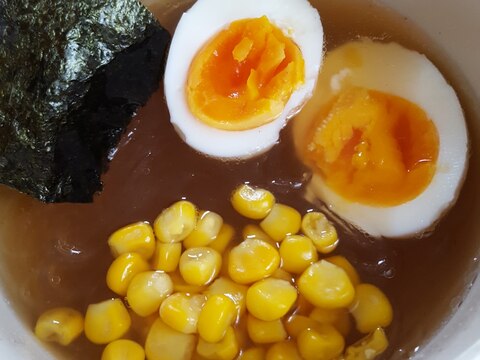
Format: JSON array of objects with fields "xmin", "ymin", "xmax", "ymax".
[
  {"xmin": 294, "ymin": 40, "xmax": 468, "ymax": 238},
  {"xmin": 164, "ymin": 0, "xmax": 324, "ymax": 159}
]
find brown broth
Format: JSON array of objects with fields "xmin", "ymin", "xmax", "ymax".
[{"xmin": 0, "ymin": 0, "xmax": 479, "ymax": 359}]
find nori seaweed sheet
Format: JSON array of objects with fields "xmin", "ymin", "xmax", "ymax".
[{"xmin": 0, "ymin": 0, "xmax": 170, "ymax": 202}]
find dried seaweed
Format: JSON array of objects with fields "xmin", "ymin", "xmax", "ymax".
[{"xmin": 0, "ymin": 0, "xmax": 170, "ymax": 202}]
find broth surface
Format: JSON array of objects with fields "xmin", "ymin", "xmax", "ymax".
[{"xmin": 0, "ymin": 0, "xmax": 479, "ymax": 359}]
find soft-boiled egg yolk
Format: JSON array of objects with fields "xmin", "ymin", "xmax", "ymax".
[
  {"xmin": 293, "ymin": 40, "xmax": 468, "ymax": 238},
  {"xmin": 165, "ymin": 0, "xmax": 324, "ymax": 159},
  {"xmin": 187, "ymin": 16, "xmax": 305, "ymax": 131},
  {"xmin": 305, "ymin": 87, "xmax": 439, "ymax": 207}
]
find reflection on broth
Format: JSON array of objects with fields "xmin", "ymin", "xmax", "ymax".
[{"xmin": 0, "ymin": 0, "xmax": 478, "ymax": 359}]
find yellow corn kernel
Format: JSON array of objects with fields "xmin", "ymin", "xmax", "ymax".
[
  {"xmin": 344, "ymin": 327, "xmax": 389, "ymax": 360},
  {"xmin": 34, "ymin": 307, "xmax": 83, "ymax": 346},
  {"xmin": 271, "ymin": 268, "xmax": 293, "ymax": 282},
  {"xmin": 231, "ymin": 184, "xmax": 275, "ymax": 220},
  {"xmin": 246, "ymin": 278, "xmax": 297, "ymax": 321},
  {"xmin": 242, "ymin": 224, "xmax": 276, "ymax": 245},
  {"xmin": 247, "ymin": 314, "xmax": 287, "ymax": 344},
  {"xmin": 180, "ymin": 247, "xmax": 222, "ymax": 286},
  {"xmin": 228, "ymin": 239, "xmax": 280, "ymax": 284},
  {"xmin": 309, "ymin": 307, "xmax": 351, "ymax": 337},
  {"xmin": 184, "ymin": 211, "xmax": 224, "ymax": 248},
  {"xmin": 101, "ymin": 339, "xmax": 145, "ymax": 360},
  {"xmin": 106, "ymin": 253, "xmax": 150, "ymax": 296},
  {"xmin": 238, "ymin": 347, "xmax": 266, "ymax": 360},
  {"xmin": 284, "ymin": 315, "xmax": 321, "ymax": 338},
  {"xmin": 209, "ymin": 223, "xmax": 235, "ymax": 253},
  {"xmin": 145, "ymin": 318, "xmax": 196, "ymax": 360},
  {"xmin": 279, "ymin": 235, "xmax": 318, "ymax": 274},
  {"xmin": 325, "ymin": 256, "xmax": 361, "ymax": 287},
  {"xmin": 301, "ymin": 212, "xmax": 338, "ymax": 254},
  {"xmin": 197, "ymin": 326, "xmax": 239, "ymax": 360},
  {"xmin": 349, "ymin": 284, "xmax": 393, "ymax": 334},
  {"xmin": 170, "ymin": 271, "xmax": 208, "ymax": 294},
  {"xmin": 159, "ymin": 292, "xmax": 206, "ymax": 334},
  {"xmin": 84, "ymin": 298, "xmax": 131, "ymax": 344},
  {"xmin": 108, "ymin": 222, "xmax": 156, "ymax": 260},
  {"xmin": 260, "ymin": 204, "xmax": 301, "ymax": 242},
  {"xmin": 198, "ymin": 295, "xmax": 237, "ymax": 343},
  {"xmin": 266, "ymin": 341, "xmax": 303, "ymax": 360},
  {"xmin": 152, "ymin": 243, "xmax": 182, "ymax": 272},
  {"xmin": 127, "ymin": 271, "xmax": 173, "ymax": 317},
  {"xmin": 298, "ymin": 260, "xmax": 355, "ymax": 309},
  {"xmin": 154, "ymin": 200, "xmax": 197, "ymax": 243},
  {"xmin": 205, "ymin": 277, "xmax": 248, "ymax": 321},
  {"xmin": 297, "ymin": 325, "xmax": 345, "ymax": 360}
]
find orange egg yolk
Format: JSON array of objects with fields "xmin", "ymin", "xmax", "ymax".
[
  {"xmin": 187, "ymin": 16, "xmax": 305, "ymax": 131},
  {"xmin": 305, "ymin": 87, "xmax": 439, "ymax": 207}
]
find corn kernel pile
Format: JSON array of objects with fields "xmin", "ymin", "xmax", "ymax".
[{"xmin": 35, "ymin": 184, "xmax": 393, "ymax": 360}]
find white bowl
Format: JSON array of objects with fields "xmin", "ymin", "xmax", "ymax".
[
  {"xmin": 381, "ymin": 1, "xmax": 480, "ymax": 359},
  {"xmin": 0, "ymin": 0, "xmax": 479, "ymax": 358}
]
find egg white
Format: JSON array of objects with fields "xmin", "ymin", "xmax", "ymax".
[
  {"xmin": 164, "ymin": 0, "xmax": 324, "ymax": 159},
  {"xmin": 294, "ymin": 40, "xmax": 469, "ymax": 238}
]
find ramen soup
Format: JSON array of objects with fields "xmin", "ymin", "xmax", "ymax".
[{"xmin": 0, "ymin": 0, "xmax": 478, "ymax": 359}]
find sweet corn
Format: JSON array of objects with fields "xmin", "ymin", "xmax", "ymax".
[
  {"xmin": 106, "ymin": 252, "xmax": 150, "ymax": 296},
  {"xmin": 228, "ymin": 239, "xmax": 280, "ymax": 284},
  {"xmin": 127, "ymin": 271, "xmax": 173, "ymax": 317},
  {"xmin": 198, "ymin": 295, "xmax": 237, "ymax": 343},
  {"xmin": 301, "ymin": 212, "xmax": 338, "ymax": 254},
  {"xmin": 108, "ymin": 222, "xmax": 156, "ymax": 260},
  {"xmin": 231, "ymin": 184, "xmax": 275, "ymax": 220},
  {"xmin": 159, "ymin": 292, "xmax": 206, "ymax": 334},
  {"xmin": 349, "ymin": 284, "xmax": 393, "ymax": 334},
  {"xmin": 154, "ymin": 200, "xmax": 197, "ymax": 243},
  {"xmin": 180, "ymin": 247, "xmax": 222, "ymax": 286},
  {"xmin": 34, "ymin": 307, "xmax": 83, "ymax": 346},
  {"xmin": 242, "ymin": 224, "xmax": 276, "ymax": 247},
  {"xmin": 260, "ymin": 204, "xmax": 301, "ymax": 242},
  {"xmin": 309, "ymin": 307, "xmax": 351, "ymax": 337},
  {"xmin": 209, "ymin": 224, "xmax": 235, "ymax": 253},
  {"xmin": 197, "ymin": 326, "xmax": 239, "ymax": 360},
  {"xmin": 297, "ymin": 325, "xmax": 345, "ymax": 360},
  {"xmin": 266, "ymin": 341, "xmax": 303, "ymax": 360},
  {"xmin": 325, "ymin": 256, "xmax": 361, "ymax": 287},
  {"xmin": 279, "ymin": 235, "xmax": 318, "ymax": 274},
  {"xmin": 101, "ymin": 339, "xmax": 145, "ymax": 360},
  {"xmin": 145, "ymin": 318, "xmax": 196, "ymax": 360},
  {"xmin": 242, "ymin": 224, "xmax": 273, "ymax": 241},
  {"xmin": 246, "ymin": 278, "xmax": 297, "ymax": 321},
  {"xmin": 152, "ymin": 243, "xmax": 182, "ymax": 272},
  {"xmin": 284, "ymin": 315, "xmax": 321, "ymax": 338},
  {"xmin": 184, "ymin": 211, "xmax": 224, "ymax": 248},
  {"xmin": 298, "ymin": 260, "xmax": 355, "ymax": 309},
  {"xmin": 247, "ymin": 314, "xmax": 287, "ymax": 344},
  {"xmin": 344, "ymin": 327, "xmax": 389, "ymax": 360},
  {"xmin": 170, "ymin": 271, "xmax": 208, "ymax": 294},
  {"xmin": 238, "ymin": 347, "xmax": 266, "ymax": 360},
  {"xmin": 205, "ymin": 277, "xmax": 248, "ymax": 321},
  {"xmin": 84, "ymin": 298, "xmax": 131, "ymax": 344}
]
